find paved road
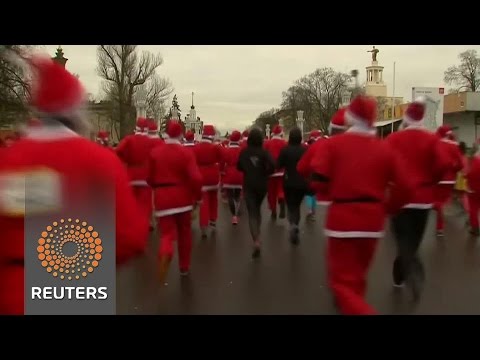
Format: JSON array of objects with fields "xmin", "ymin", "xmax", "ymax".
[{"xmin": 116, "ymin": 200, "xmax": 480, "ymax": 315}]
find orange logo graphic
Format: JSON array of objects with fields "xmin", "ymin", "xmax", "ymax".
[{"xmin": 37, "ymin": 218, "xmax": 103, "ymax": 280}]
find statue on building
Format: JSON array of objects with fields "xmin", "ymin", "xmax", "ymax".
[{"xmin": 367, "ymin": 46, "xmax": 379, "ymax": 62}]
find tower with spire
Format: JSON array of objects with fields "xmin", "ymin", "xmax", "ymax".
[{"xmin": 52, "ymin": 46, "xmax": 68, "ymax": 68}]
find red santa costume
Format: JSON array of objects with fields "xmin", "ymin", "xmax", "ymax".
[
  {"xmin": 240, "ymin": 130, "xmax": 249, "ymax": 149},
  {"xmin": 220, "ymin": 130, "xmax": 244, "ymax": 224},
  {"xmin": 116, "ymin": 117, "xmax": 156, "ymax": 229},
  {"xmin": 96, "ymin": 130, "xmax": 111, "ymax": 147},
  {"xmin": 147, "ymin": 119, "xmax": 164, "ymax": 148},
  {"xmin": 264, "ymin": 125, "xmax": 287, "ymax": 219},
  {"xmin": 193, "ymin": 124, "xmax": 224, "ymax": 237},
  {"xmin": 183, "ymin": 130, "xmax": 195, "ymax": 148},
  {"xmin": 433, "ymin": 125, "xmax": 464, "ymax": 236},
  {"xmin": 148, "ymin": 121, "xmax": 202, "ymax": 281},
  {"xmin": 0, "ymin": 55, "xmax": 148, "ymax": 314},
  {"xmin": 384, "ymin": 99, "xmax": 449, "ymax": 300},
  {"xmin": 310, "ymin": 96, "xmax": 413, "ymax": 315}
]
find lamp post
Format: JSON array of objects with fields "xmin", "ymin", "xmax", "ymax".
[
  {"xmin": 135, "ymin": 86, "xmax": 147, "ymax": 118},
  {"xmin": 296, "ymin": 110, "xmax": 305, "ymax": 139},
  {"xmin": 265, "ymin": 124, "xmax": 270, "ymax": 139}
]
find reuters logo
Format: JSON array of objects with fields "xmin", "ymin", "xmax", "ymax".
[{"xmin": 37, "ymin": 218, "xmax": 103, "ymax": 280}]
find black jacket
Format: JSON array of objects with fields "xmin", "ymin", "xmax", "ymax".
[
  {"xmin": 277, "ymin": 144, "xmax": 309, "ymax": 190},
  {"xmin": 237, "ymin": 146, "xmax": 275, "ymax": 192}
]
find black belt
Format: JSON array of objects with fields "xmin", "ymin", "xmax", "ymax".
[
  {"xmin": 332, "ymin": 197, "xmax": 381, "ymax": 204},
  {"xmin": 311, "ymin": 172, "xmax": 329, "ymax": 182},
  {"xmin": 152, "ymin": 183, "xmax": 178, "ymax": 188}
]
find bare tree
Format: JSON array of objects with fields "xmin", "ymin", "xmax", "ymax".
[
  {"xmin": 136, "ymin": 74, "xmax": 173, "ymax": 121},
  {"xmin": 0, "ymin": 45, "xmax": 36, "ymax": 126},
  {"xmin": 444, "ymin": 49, "xmax": 480, "ymax": 92},
  {"xmin": 96, "ymin": 45, "xmax": 170, "ymax": 138},
  {"xmin": 281, "ymin": 68, "xmax": 351, "ymax": 133}
]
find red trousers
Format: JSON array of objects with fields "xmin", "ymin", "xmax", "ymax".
[
  {"xmin": 267, "ymin": 176, "xmax": 284, "ymax": 212},
  {"xmin": 157, "ymin": 211, "xmax": 192, "ymax": 271},
  {"xmin": 200, "ymin": 190, "xmax": 218, "ymax": 228},
  {"xmin": 327, "ymin": 237, "xmax": 378, "ymax": 315},
  {"xmin": 132, "ymin": 186, "xmax": 153, "ymax": 224},
  {"xmin": 434, "ymin": 184, "xmax": 454, "ymax": 231},
  {"xmin": 468, "ymin": 194, "xmax": 480, "ymax": 230}
]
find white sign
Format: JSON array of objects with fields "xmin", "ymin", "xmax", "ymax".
[{"xmin": 412, "ymin": 87, "xmax": 445, "ymax": 131}]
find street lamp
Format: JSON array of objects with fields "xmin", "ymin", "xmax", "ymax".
[
  {"xmin": 296, "ymin": 110, "xmax": 305, "ymax": 138},
  {"xmin": 265, "ymin": 124, "xmax": 270, "ymax": 139}
]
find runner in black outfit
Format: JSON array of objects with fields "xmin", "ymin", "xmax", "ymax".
[{"xmin": 237, "ymin": 127, "xmax": 275, "ymax": 258}]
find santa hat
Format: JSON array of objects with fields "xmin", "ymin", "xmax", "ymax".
[
  {"xmin": 28, "ymin": 56, "xmax": 87, "ymax": 128},
  {"xmin": 345, "ymin": 96, "xmax": 377, "ymax": 129},
  {"xmin": 272, "ymin": 125, "xmax": 283, "ymax": 137},
  {"xmin": 202, "ymin": 125, "xmax": 216, "ymax": 140},
  {"xmin": 230, "ymin": 130, "xmax": 241, "ymax": 143},
  {"xmin": 403, "ymin": 99, "xmax": 426, "ymax": 127},
  {"xmin": 184, "ymin": 130, "xmax": 195, "ymax": 142},
  {"xmin": 135, "ymin": 118, "xmax": 149, "ymax": 133},
  {"xmin": 447, "ymin": 132, "xmax": 456, "ymax": 141},
  {"xmin": 309, "ymin": 129, "xmax": 322, "ymax": 140},
  {"xmin": 436, "ymin": 125, "xmax": 452, "ymax": 139},
  {"xmin": 242, "ymin": 130, "xmax": 249, "ymax": 140},
  {"xmin": 147, "ymin": 119, "xmax": 158, "ymax": 133},
  {"xmin": 96, "ymin": 130, "xmax": 109, "ymax": 142},
  {"xmin": 328, "ymin": 108, "xmax": 348, "ymax": 133},
  {"xmin": 165, "ymin": 121, "xmax": 183, "ymax": 141}
]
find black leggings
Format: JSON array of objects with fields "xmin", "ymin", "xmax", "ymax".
[
  {"xmin": 227, "ymin": 188, "xmax": 242, "ymax": 216},
  {"xmin": 244, "ymin": 188, "xmax": 266, "ymax": 241},
  {"xmin": 284, "ymin": 187, "xmax": 306, "ymax": 228},
  {"xmin": 391, "ymin": 208, "xmax": 430, "ymax": 285}
]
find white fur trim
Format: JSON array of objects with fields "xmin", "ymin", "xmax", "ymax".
[
  {"xmin": 271, "ymin": 134, "xmax": 283, "ymax": 139},
  {"xmin": 403, "ymin": 203, "xmax": 433, "ymax": 209},
  {"xmin": 154, "ymin": 205, "xmax": 193, "ymax": 217},
  {"xmin": 270, "ymin": 172, "xmax": 284, "ymax": 177},
  {"xmin": 347, "ymin": 125, "xmax": 377, "ymax": 136},
  {"xmin": 24, "ymin": 126, "xmax": 79, "ymax": 141},
  {"xmin": 130, "ymin": 180, "xmax": 149, "ymax": 187},
  {"xmin": 202, "ymin": 184, "xmax": 219, "ymax": 191},
  {"xmin": 200, "ymin": 138, "xmax": 214, "ymax": 143},
  {"xmin": 324, "ymin": 229, "xmax": 385, "ymax": 238},
  {"xmin": 183, "ymin": 142, "xmax": 195, "ymax": 147},
  {"xmin": 148, "ymin": 134, "xmax": 159, "ymax": 139},
  {"xmin": 222, "ymin": 184, "xmax": 243, "ymax": 189},
  {"xmin": 438, "ymin": 180, "xmax": 456, "ymax": 185},
  {"xmin": 328, "ymin": 123, "xmax": 348, "ymax": 134},
  {"xmin": 403, "ymin": 114, "xmax": 424, "ymax": 127},
  {"xmin": 441, "ymin": 139, "xmax": 458, "ymax": 145},
  {"xmin": 345, "ymin": 109, "xmax": 374, "ymax": 129},
  {"xmin": 164, "ymin": 138, "xmax": 182, "ymax": 145},
  {"xmin": 316, "ymin": 201, "xmax": 332, "ymax": 206},
  {"xmin": 242, "ymin": 137, "xmax": 248, "ymax": 141}
]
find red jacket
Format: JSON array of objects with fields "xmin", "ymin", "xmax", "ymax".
[
  {"xmin": 437, "ymin": 138, "xmax": 463, "ymax": 184},
  {"xmin": 116, "ymin": 134, "xmax": 154, "ymax": 187},
  {"xmin": 310, "ymin": 128, "xmax": 413, "ymax": 238},
  {"xmin": 466, "ymin": 155, "xmax": 480, "ymax": 194},
  {"xmin": 149, "ymin": 136, "xmax": 164, "ymax": 150},
  {"xmin": 148, "ymin": 139, "xmax": 202, "ymax": 216},
  {"xmin": 193, "ymin": 140, "xmax": 224, "ymax": 191},
  {"xmin": 297, "ymin": 138, "xmax": 330, "ymax": 204},
  {"xmin": 0, "ymin": 125, "xmax": 148, "ymax": 315},
  {"xmin": 220, "ymin": 143, "xmax": 243, "ymax": 189},
  {"xmin": 385, "ymin": 127, "xmax": 449, "ymax": 208},
  {"xmin": 264, "ymin": 136, "xmax": 287, "ymax": 177}
]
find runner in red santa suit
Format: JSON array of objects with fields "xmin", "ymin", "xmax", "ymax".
[
  {"xmin": 385, "ymin": 98, "xmax": 450, "ymax": 301},
  {"xmin": 193, "ymin": 124, "xmax": 224, "ymax": 238},
  {"xmin": 183, "ymin": 130, "xmax": 195, "ymax": 149},
  {"xmin": 298, "ymin": 109, "xmax": 349, "ymax": 216},
  {"xmin": 220, "ymin": 130, "xmax": 244, "ymax": 225},
  {"xmin": 240, "ymin": 130, "xmax": 249, "ymax": 149},
  {"xmin": 0, "ymin": 55, "xmax": 148, "ymax": 314},
  {"xmin": 264, "ymin": 125, "xmax": 287, "ymax": 220},
  {"xmin": 310, "ymin": 96, "xmax": 413, "ymax": 315},
  {"xmin": 433, "ymin": 125, "xmax": 463, "ymax": 237},
  {"xmin": 96, "ymin": 130, "xmax": 111, "ymax": 148},
  {"xmin": 147, "ymin": 118, "xmax": 164, "ymax": 149},
  {"xmin": 148, "ymin": 121, "xmax": 202, "ymax": 281},
  {"xmin": 301, "ymin": 129, "xmax": 323, "ymax": 221},
  {"xmin": 116, "ymin": 117, "xmax": 156, "ymax": 231}
]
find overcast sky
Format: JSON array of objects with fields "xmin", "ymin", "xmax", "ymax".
[{"xmin": 44, "ymin": 45, "xmax": 479, "ymax": 134}]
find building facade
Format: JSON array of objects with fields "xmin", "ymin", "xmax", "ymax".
[{"xmin": 443, "ymin": 91, "xmax": 480, "ymax": 146}]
